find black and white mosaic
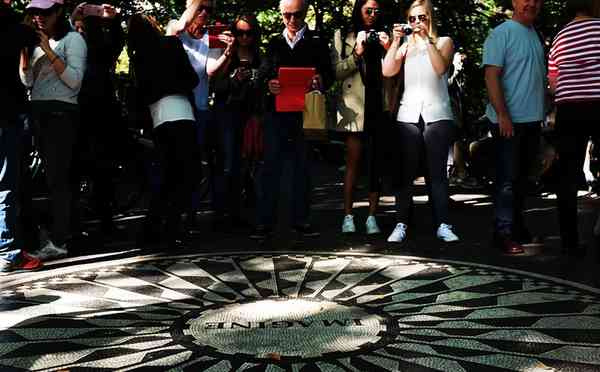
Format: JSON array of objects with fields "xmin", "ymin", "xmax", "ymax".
[{"xmin": 1, "ymin": 252, "xmax": 600, "ymax": 371}]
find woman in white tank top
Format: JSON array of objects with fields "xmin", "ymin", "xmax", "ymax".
[{"xmin": 382, "ymin": 0, "xmax": 459, "ymax": 245}]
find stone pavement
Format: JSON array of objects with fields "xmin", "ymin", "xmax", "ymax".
[{"xmin": 0, "ymin": 158, "xmax": 599, "ymax": 371}]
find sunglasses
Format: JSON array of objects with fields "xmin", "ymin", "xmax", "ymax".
[
  {"xmin": 29, "ymin": 7, "xmax": 54, "ymax": 16},
  {"xmin": 366, "ymin": 7, "xmax": 381, "ymax": 16},
  {"xmin": 282, "ymin": 10, "xmax": 305, "ymax": 20},
  {"xmin": 408, "ymin": 14, "xmax": 428, "ymax": 23},
  {"xmin": 234, "ymin": 29, "xmax": 255, "ymax": 37},
  {"xmin": 198, "ymin": 5, "xmax": 213, "ymax": 14}
]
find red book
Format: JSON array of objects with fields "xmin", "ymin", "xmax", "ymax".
[{"xmin": 275, "ymin": 67, "xmax": 316, "ymax": 112}]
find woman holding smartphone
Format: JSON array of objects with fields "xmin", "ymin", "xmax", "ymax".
[
  {"xmin": 128, "ymin": 13, "xmax": 199, "ymax": 250},
  {"xmin": 382, "ymin": 0, "xmax": 459, "ymax": 244},
  {"xmin": 211, "ymin": 14, "xmax": 263, "ymax": 230},
  {"xmin": 331, "ymin": 0, "xmax": 393, "ymax": 235},
  {"xmin": 20, "ymin": 0, "xmax": 87, "ymax": 260}
]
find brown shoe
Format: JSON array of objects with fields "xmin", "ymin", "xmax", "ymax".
[{"xmin": 495, "ymin": 233, "xmax": 525, "ymax": 255}]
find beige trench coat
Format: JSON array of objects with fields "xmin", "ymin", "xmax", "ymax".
[{"xmin": 331, "ymin": 29, "xmax": 400, "ymax": 132}]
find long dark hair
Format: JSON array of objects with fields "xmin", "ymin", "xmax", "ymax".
[
  {"xmin": 127, "ymin": 13, "xmax": 162, "ymax": 59},
  {"xmin": 566, "ymin": 0, "xmax": 597, "ymax": 16},
  {"xmin": 350, "ymin": 0, "xmax": 385, "ymax": 34},
  {"xmin": 231, "ymin": 14, "xmax": 262, "ymax": 60}
]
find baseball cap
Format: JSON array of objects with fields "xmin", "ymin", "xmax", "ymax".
[{"xmin": 27, "ymin": 0, "xmax": 64, "ymax": 10}]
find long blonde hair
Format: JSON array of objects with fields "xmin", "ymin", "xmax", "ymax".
[{"xmin": 406, "ymin": 0, "xmax": 438, "ymax": 42}]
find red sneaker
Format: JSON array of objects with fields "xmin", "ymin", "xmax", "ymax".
[
  {"xmin": 0, "ymin": 251, "xmax": 43, "ymax": 274},
  {"xmin": 495, "ymin": 235, "xmax": 525, "ymax": 255}
]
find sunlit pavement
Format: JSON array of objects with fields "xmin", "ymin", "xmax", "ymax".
[{"xmin": 1, "ymin": 161, "xmax": 599, "ymax": 371}]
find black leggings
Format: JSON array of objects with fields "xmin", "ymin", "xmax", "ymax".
[
  {"xmin": 556, "ymin": 101, "xmax": 600, "ymax": 249},
  {"xmin": 393, "ymin": 119, "xmax": 456, "ymax": 228}
]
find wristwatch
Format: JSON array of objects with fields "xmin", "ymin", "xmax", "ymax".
[{"xmin": 427, "ymin": 36, "xmax": 435, "ymax": 45}]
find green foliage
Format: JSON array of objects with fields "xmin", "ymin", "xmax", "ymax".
[{"xmin": 11, "ymin": 0, "xmax": 572, "ymax": 120}]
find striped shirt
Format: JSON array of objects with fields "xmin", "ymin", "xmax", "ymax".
[{"xmin": 548, "ymin": 18, "xmax": 600, "ymax": 103}]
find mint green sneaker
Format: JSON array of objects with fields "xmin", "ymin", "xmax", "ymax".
[
  {"xmin": 365, "ymin": 215, "xmax": 381, "ymax": 235},
  {"xmin": 342, "ymin": 215, "xmax": 356, "ymax": 233}
]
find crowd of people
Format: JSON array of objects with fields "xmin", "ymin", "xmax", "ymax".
[{"xmin": 0, "ymin": 0, "xmax": 599, "ymax": 274}]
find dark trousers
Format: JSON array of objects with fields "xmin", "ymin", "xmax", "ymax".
[
  {"xmin": 490, "ymin": 122, "xmax": 541, "ymax": 235},
  {"xmin": 556, "ymin": 101, "xmax": 600, "ymax": 249},
  {"xmin": 147, "ymin": 120, "xmax": 196, "ymax": 238},
  {"xmin": 32, "ymin": 109, "xmax": 79, "ymax": 245},
  {"xmin": 394, "ymin": 119, "xmax": 455, "ymax": 228},
  {"xmin": 257, "ymin": 112, "xmax": 310, "ymax": 227}
]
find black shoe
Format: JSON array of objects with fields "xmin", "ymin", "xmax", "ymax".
[
  {"xmin": 250, "ymin": 226, "xmax": 272, "ymax": 240},
  {"xmin": 512, "ymin": 226, "xmax": 533, "ymax": 245},
  {"xmin": 293, "ymin": 224, "xmax": 321, "ymax": 238},
  {"xmin": 562, "ymin": 243, "xmax": 587, "ymax": 258},
  {"xmin": 168, "ymin": 238, "xmax": 187, "ymax": 250}
]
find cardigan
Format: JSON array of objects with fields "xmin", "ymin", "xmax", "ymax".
[
  {"xmin": 132, "ymin": 36, "xmax": 199, "ymax": 107},
  {"xmin": 20, "ymin": 31, "xmax": 87, "ymax": 106},
  {"xmin": 258, "ymin": 29, "xmax": 334, "ymax": 112}
]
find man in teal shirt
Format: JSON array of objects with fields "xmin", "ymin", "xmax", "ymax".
[{"xmin": 483, "ymin": 0, "xmax": 545, "ymax": 254}]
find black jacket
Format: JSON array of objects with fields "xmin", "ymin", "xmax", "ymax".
[
  {"xmin": 258, "ymin": 29, "xmax": 334, "ymax": 112},
  {"xmin": 0, "ymin": 4, "xmax": 38, "ymax": 123},
  {"xmin": 132, "ymin": 36, "xmax": 199, "ymax": 107}
]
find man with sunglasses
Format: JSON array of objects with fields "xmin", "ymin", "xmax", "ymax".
[
  {"xmin": 251, "ymin": 0, "xmax": 333, "ymax": 240},
  {"xmin": 483, "ymin": 0, "xmax": 545, "ymax": 255},
  {"xmin": 167, "ymin": 0, "xmax": 234, "ymax": 230},
  {"xmin": 0, "ymin": 0, "xmax": 43, "ymax": 273}
]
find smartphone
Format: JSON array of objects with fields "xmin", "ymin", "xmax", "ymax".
[
  {"xmin": 82, "ymin": 4, "xmax": 105, "ymax": 17},
  {"xmin": 207, "ymin": 24, "xmax": 229, "ymax": 49},
  {"xmin": 239, "ymin": 59, "xmax": 250, "ymax": 69}
]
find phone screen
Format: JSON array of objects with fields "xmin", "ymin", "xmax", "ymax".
[
  {"xmin": 83, "ymin": 4, "xmax": 104, "ymax": 17},
  {"xmin": 239, "ymin": 59, "xmax": 250, "ymax": 69},
  {"xmin": 208, "ymin": 25, "xmax": 229, "ymax": 49}
]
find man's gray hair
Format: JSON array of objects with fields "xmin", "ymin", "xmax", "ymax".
[{"xmin": 279, "ymin": 0, "xmax": 307, "ymax": 12}]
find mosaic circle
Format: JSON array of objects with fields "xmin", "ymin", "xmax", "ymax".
[{"xmin": 1, "ymin": 252, "xmax": 600, "ymax": 371}]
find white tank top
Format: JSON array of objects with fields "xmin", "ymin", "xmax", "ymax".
[{"xmin": 396, "ymin": 37, "xmax": 454, "ymax": 124}]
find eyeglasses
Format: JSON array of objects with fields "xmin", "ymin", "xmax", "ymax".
[
  {"xmin": 365, "ymin": 8, "xmax": 381, "ymax": 16},
  {"xmin": 234, "ymin": 29, "xmax": 255, "ymax": 37},
  {"xmin": 282, "ymin": 10, "xmax": 305, "ymax": 20},
  {"xmin": 198, "ymin": 5, "xmax": 213, "ymax": 14},
  {"xmin": 408, "ymin": 14, "xmax": 428, "ymax": 23}
]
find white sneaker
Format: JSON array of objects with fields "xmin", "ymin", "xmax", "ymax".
[
  {"xmin": 32, "ymin": 240, "xmax": 68, "ymax": 260},
  {"xmin": 365, "ymin": 215, "xmax": 381, "ymax": 235},
  {"xmin": 342, "ymin": 215, "xmax": 356, "ymax": 233},
  {"xmin": 437, "ymin": 223, "xmax": 459, "ymax": 242},
  {"xmin": 387, "ymin": 223, "xmax": 407, "ymax": 243}
]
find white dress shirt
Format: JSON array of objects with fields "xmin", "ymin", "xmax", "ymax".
[{"xmin": 283, "ymin": 24, "xmax": 307, "ymax": 49}]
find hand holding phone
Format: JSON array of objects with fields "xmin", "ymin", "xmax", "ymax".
[
  {"xmin": 208, "ymin": 24, "xmax": 229, "ymax": 49},
  {"xmin": 82, "ymin": 4, "xmax": 104, "ymax": 17}
]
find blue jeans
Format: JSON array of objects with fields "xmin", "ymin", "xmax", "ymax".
[
  {"xmin": 490, "ymin": 122, "xmax": 541, "ymax": 235},
  {"xmin": 211, "ymin": 105, "xmax": 244, "ymax": 217},
  {"xmin": 257, "ymin": 112, "xmax": 310, "ymax": 227},
  {"xmin": 190, "ymin": 109, "xmax": 211, "ymax": 211},
  {"xmin": 0, "ymin": 119, "xmax": 23, "ymax": 261}
]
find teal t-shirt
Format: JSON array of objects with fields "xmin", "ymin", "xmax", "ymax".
[{"xmin": 482, "ymin": 20, "xmax": 546, "ymax": 124}]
